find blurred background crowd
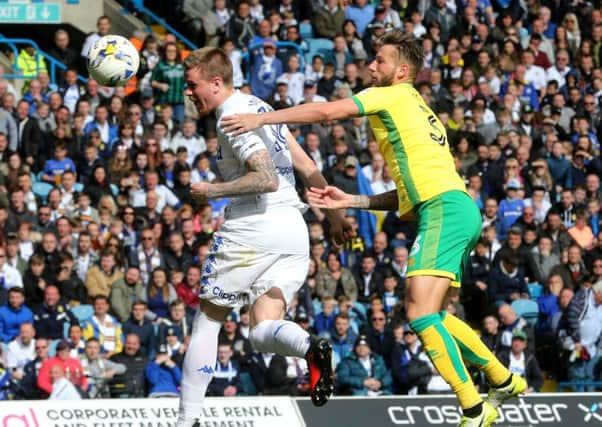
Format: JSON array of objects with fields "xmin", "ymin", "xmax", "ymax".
[{"xmin": 0, "ymin": 0, "xmax": 601, "ymax": 401}]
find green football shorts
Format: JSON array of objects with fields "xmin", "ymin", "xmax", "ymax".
[{"xmin": 407, "ymin": 190, "xmax": 482, "ymax": 287}]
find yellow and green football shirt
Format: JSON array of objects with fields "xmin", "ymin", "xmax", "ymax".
[{"xmin": 351, "ymin": 83, "xmax": 466, "ymax": 215}]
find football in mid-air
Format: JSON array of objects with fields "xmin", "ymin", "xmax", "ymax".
[{"xmin": 87, "ymin": 34, "xmax": 139, "ymax": 86}]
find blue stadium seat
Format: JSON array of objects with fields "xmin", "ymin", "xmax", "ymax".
[
  {"xmin": 528, "ymin": 283, "xmax": 543, "ymax": 300},
  {"xmin": 110, "ymin": 184, "xmax": 119, "ymax": 196},
  {"xmin": 73, "ymin": 182, "xmax": 84, "ymax": 193},
  {"xmin": 307, "ymin": 38, "xmax": 334, "ymax": 53},
  {"xmin": 511, "ymin": 299, "xmax": 539, "ymax": 326},
  {"xmin": 239, "ymin": 372, "xmax": 257, "ymax": 396},
  {"xmin": 299, "ymin": 22, "xmax": 313, "ymax": 39},
  {"xmin": 71, "ymin": 304, "xmax": 94, "ymax": 324},
  {"xmin": 49, "ymin": 339, "xmax": 60, "ymax": 357},
  {"xmin": 32, "ymin": 182, "xmax": 53, "ymax": 202}
]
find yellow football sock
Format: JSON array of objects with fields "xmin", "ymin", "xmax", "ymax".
[
  {"xmin": 410, "ymin": 313, "xmax": 482, "ymax": 410},
  {"xmin": 440, "ymin": 311, "xmax": 511, "ymax": 386}
]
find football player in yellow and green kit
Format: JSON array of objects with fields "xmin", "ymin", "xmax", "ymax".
[{"xmin": 221, "ymin": 30, "xmax": 526, "ymax": 427}]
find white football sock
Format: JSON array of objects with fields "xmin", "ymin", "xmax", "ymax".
[
  {"xmin": 177, "ymin": 310, "xmax": 222, "ymax": 426},
  {"xmin": 249, "ymin": 319, "xmax": 311, "ymax": 358}
]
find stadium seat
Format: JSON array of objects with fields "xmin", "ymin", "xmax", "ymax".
[
  {"xmin": 110, "ymin": 184, "xmax": 119, "ymax": 196},
  {"xmin": 299, "ymin": 22, "xmax": 313, "ymax": 39},
  {"xmin": 49, "ymin": 339, "xmax": 60, "ymax": 357},
  {"xmin": 32, "ymin": 182, "xmax": 53, "ymax": 202},
  {"xmin": 511, "ymin": 299, "xmax": 539, "ymax": 326},
  {"xmin": 73, "ymin": 182, "xmax": 84, "ymax": 192},
  {"xmin": 528, "ymin": 283, "xmax": 543, "ymax": 300},
  {"xmin": 71, "ymin": 304, "xmax": 94, "ymax": 323},
  {"xmin": 307, "ymin": 38, "xmax": 334, "ymax": 53},
  {"xmin": 239, "ymin": 372, "xmax": 257, "ymax": 396}
]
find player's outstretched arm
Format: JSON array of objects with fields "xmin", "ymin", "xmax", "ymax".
[
  {"xmin": 308, "ymin": 187, "xmax": 399, "ymax": 211},
  {"xmin": 286, "ymin": 132, "xmax": 353, "ymax": 244},
  {"xmin": 190, "ymin": 149, "xmax": 278, "ymax": 199},
  {"xmin": 220, "ymin": 98, "xmax": 361, "ymax": 136}
]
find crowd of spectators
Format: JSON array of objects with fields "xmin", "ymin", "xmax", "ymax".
[{"xmin": 0, "ymin": 0, "xmax": 602, "ymax": 401}]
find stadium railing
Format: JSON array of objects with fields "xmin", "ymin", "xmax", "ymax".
[{"xmin": 0, "ymin": 37, "xmax": 88, "ymax": 85}]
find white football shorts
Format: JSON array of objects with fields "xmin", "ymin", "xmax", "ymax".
[{"xmin": 199, "ymin": 234, "xmax": 310, "ymax": 308}]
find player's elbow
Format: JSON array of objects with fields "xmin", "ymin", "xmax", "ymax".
[{"xmin": 264, "ymin": 177, "xmax": 279, "ymax": 193}]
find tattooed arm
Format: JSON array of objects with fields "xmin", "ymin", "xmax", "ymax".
[
  {"xmin": 352, "ymin": 190, "xmax": 399, "ymax": 211},
  {"xmin": 191, "ymin": 149, "xmax": 279, "ymax": 199},
  {"xmin": 308, "ymin": 187, "xmax": 400, "ymax": 212}
]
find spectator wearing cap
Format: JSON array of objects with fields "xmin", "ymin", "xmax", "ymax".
[
  {"xmin": 336, "ymin": 334, "xmax": 392, "ymax": 395},
  {"xmin": 497, "ymin": 179, "xmax": 525, "ymax": 241},
  {"xmin": 312, "ymin": 0, "xmax": 346, "ymax": 39},
  {"xmin": 488, "ymin": 252, "xmax": 528, "ymax": 305},
  {"xmin": 80, "ymin": 337, "xmax": 126, "ymax": 398},
  {"xmin": 82, "ymin": 296, "xmax": 124, "ymax": 357},
  {"xmin": 157, "ymin": 300, "xmax": 192, "ymax": 348},
  {"xmin": 218, "ymin": 312, "xmax": 253, "ymax": 366},
  {"xmin": 207, "ymin": 342, "xmax": 240, "ymax": 397},
  {"xmin": 301, "ymin": 79, "xmax": 327, "ymax": 104},
  {"xmin": 163, "ymin": 325, "xmax": 186, "ymax": 367},
  {"xmin": 563, "ymin": 280, "xmax": 602, "ymax": 391},
  {"xmin": 33, "ymin": 284, "xmax": 77, "ymax": 340},
  {"xmin": 497, "ymin": 330, "xmax": 543, "ymax": 392},
  {"xmin": 0, "ymin": 286, "xmax": 33, "ymax": 342},
  {"xmin": 37, "ymin": 339, "xmax": 87, "ymax": 395},
  {"xmin": 123, "ymin": 301, "xmax": 155, "ymax": 355},
  {"xmin": 390, "ymin": 324, "xmax": 430, "ymax": 394},
  {"xmin": 270, "ymin": 77, "xmax": 295, "ymax": 108},
  {"xmin": 250, "ymin": 40, "xmax": 282, "ymax": 100},
  {"xmin": 146, "ymin": 344, "xmax": 182, "ymax": 397},
  {"xmin": 330, "ymin": 312, "xmax": 358, "ymax": 367}
]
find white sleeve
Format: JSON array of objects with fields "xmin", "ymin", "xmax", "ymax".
[
  {"xmin": 81, "ymin": 35, "xmax": 94, "ymax": 57},
  {"xmin": 5, "ymin": 345, "xmax": 17, "ymax": 369},
  {"xmin": 229, "ymin": 131, "xmax": 267, "ymax": 163},
  {"xmin": 164, "ymin": 187, "xmax": 181, "ymax": 207}
]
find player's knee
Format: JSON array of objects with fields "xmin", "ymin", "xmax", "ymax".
[{"xmin": 249, "ymin": 320, "xmax": 273, "ymax": 353}]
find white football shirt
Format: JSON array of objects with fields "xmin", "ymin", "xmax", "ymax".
[{"xmin": 215, "ymin": 91, "xmax": 308, "ymax": 254}]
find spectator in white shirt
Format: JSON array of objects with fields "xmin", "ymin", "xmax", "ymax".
[
  {"xmin": 0, "ymin": 245, "xmax": 23, "ymax": 289},
  {"xmin": 80, "ymin": 15, "xmax": 111, "ymax": 59},
  {"xmin": 522, "ymin": 49, "xmax": 547, "ymax": 91},
  {"xmin": 130, "ymin": 170, "xmax": 179, "ymax": 211},
  {"xmin": 546, "ymin": 49, "xmax": 571, "ymax": 88},
  {"xmin": 49, "ymin": 365, "xmax": 82, "ymax": 400},
  {"xmin": 7, "ymin": 322, "xmax": 36, "ymax": 382},
  {"xmin": 171, "ymin": 119, "xmax": 207, "ymax": 166}
]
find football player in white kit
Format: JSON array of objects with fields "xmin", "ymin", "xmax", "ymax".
[{"xmin": 177, "ymin": 48, "xmax": 352, "ymax": 427}]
